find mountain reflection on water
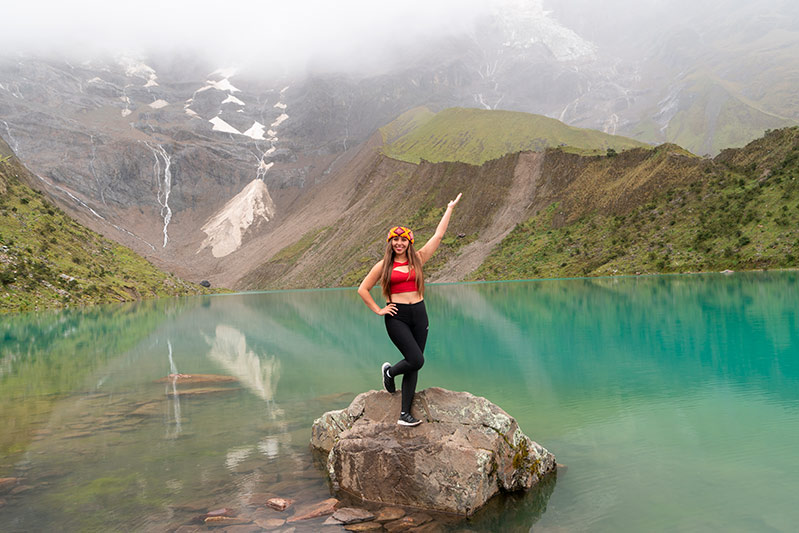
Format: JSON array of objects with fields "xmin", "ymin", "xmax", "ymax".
[{"xmin": 1, "ymin": 272, "xmax": 798, "ymax": 532}]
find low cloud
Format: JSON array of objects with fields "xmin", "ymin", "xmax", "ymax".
[{"xmin": 2, "ymin": 0, "xmax": 495, "ymax": 74}]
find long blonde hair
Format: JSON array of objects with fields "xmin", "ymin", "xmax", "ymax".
[{"xmin": 380, "ymin": 238, "xmax": 425, "ymax": 301}]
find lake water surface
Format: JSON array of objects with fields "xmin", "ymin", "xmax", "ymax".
[{"xmin": 1, "ymin": 273, "xmax": 798, "ymax": 532}]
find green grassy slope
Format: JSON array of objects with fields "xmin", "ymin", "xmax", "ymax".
[
  {"xmin": 0, "ymin": 141, "xmax": 213, "ymax": 314},
  {"xmin": 662, "ymin": 77, "xmax": 795, "ymax": 157},
  {"xmin": 473, "ymin": 127, "xmax": 799, "ymax": 280},
  {"xmin": 381, "ymin": 107, "xmax": 651, "ymax": 165}
]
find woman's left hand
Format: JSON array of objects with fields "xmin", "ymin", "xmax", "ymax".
[{"xmin": 447, "ymin": 192, "xmax": 462, "ymax": 209}]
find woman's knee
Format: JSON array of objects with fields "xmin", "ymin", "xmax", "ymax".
[{"xmin": 409, "ymin": 353, "xmax": 424, "ymax": 371}]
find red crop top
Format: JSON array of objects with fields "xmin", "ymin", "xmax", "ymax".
[{"xmin": 390, "ymin": 261, "xmax": 418, "ymax": 294}]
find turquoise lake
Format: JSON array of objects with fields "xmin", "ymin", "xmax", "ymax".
[{"xmin": 1, "ymin": 272, "xmax": 798, "ymax": 532}]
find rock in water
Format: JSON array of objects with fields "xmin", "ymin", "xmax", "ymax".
[{"xmin": 310, "ymin": 387, "xmax": 556, "ymax": 515}]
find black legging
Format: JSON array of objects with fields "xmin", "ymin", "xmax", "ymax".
[{"xmin": 384, "ymin": 301, "xmax": 428, "ymax": 414}]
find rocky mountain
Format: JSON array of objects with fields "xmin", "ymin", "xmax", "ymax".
[
  {"xmin": 1, "ymin": 0, "xmax": 797, "ymax": 291},
  {"xmin": 0, "ymin": 137, "xmax": 212, "ymax": 313}
]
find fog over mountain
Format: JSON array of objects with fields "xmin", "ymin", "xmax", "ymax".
[
  {"xmin": 2, "ymin": 0, "xmax": 493, "ymax": 75},
  {"xmin": 1, "ymin": 0, "xmax": 798, "ymax": 288}
]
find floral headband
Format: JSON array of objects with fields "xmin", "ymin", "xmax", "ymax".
[{"xmin": 387, "ymin": 226, "xmax": 414, "ymax": 244}]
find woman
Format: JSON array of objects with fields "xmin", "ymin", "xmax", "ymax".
[{"xmin": 357, "ymin": 193, "xmax": 462, "ymax": 426}]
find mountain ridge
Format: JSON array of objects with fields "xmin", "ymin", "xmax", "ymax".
[
  {"xmin": 380, "ymin": 107, "xmax": 650, "ymax": 165},
  {"xmin": 237, "ymin": 126, "xmax": 799, "ymax": 290}
]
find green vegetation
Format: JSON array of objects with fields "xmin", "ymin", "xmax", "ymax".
[
  {"xmin": 381, "ymin": 107, "xmax": 650, "ymax": 165},
  {"xmin": 270, "ymin": 226, "xmax": 331, "ymax": 264},
  {"xmin": 0, "ymin": 148, "xmax": 214, "ymax": 314},
  {"xmin": 379, "ymin": 106, "xmax": 436, "ymax": 144},
  {"xmin": 473, "ymin": 128, "xmax": 799, "ymax": 280},
  {"xmin": 656, "ymin": 76, "xmax": 795, "ymax": 157}
]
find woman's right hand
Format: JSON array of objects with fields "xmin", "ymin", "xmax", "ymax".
[{"xmin": 377, "ymin": 303, "xmax": 398, "ymax": 316}]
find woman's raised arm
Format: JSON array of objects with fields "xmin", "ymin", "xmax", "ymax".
[{"xmin": 417, "ymin": 193, "xmax": 462, "ymax": 264}]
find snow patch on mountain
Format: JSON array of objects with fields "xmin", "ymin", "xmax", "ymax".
[
  {"xmin": 198, "ymin": 179, "xmax": 275, "ymax": 258},
  {"xmin": 199, "ymin": 78, "xmax": 241, "ymax": 93},
  {"xmin": 271, "ymin": 113, "xmax": 289, "ymax": 128},
  {"xmin": 210, "ymin": 116, "xmax": 241, "ymax": 134},
  {"xmin": 223, "ymin": 94, "xmax": 245, "ymax": 106},
  {"xmin": 149, "ymin": 99, "xmax": 169, "ymax": 109},
  {"xmin": 243, "ymin": 121, "xmax": 266, "ymax": 140},
  {"xmin": 494, "ymin": 0, "xmax": 597, "ymax": 61}
]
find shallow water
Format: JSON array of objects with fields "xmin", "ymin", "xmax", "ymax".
[{"xmin": 1, "ymin": 272, "xmax": 798, "ymax": 532}]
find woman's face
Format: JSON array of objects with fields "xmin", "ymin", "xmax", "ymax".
[{"xmin": 391, "ymin": 236, "xmax": 409, "ymax": 256}]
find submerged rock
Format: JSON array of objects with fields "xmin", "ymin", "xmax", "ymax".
[
  {"xmin": 203, "ymin": 516, "xmax": 251, "ymax": 527},
  {"xmin": 253, "ymin": 517, "xmax": 285, "ymax": 530},
  {"xmin": 286, "ymin": 497, "xmax": 338, "ymax": 522},
  {"xmin": 155, "ymin": 374, "xmax": 237, "ymax": 385},
  {"xmin": 331, "ymin": 507, "xmax": 376, "ymax": 524},
  {"xmin": 0, "ymin": 478, "xmax": 20, "ymax": 494},
  {"xmin": 264, "ymin": 497, "xmax": 294, "ymax": 511},
  {"xmin": 311, "ymin": 387, "xmax": 556, "ymax": 516},
  {"xmin": 374, "ymin": 506, "xmax": 405, "ymax": 522}
]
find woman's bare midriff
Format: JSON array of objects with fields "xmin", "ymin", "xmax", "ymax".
[{"xmin": 389, "ymin": 291, "xmax": 423, "ymax": 304}]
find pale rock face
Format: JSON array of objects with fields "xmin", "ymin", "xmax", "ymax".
[
  {"xmin": 199, "ymin": 179, "xmax": 275, "ymax": 258},
  {"xmin": 311, "ymin": 387, "xmax": 556, "ymax": 515}
]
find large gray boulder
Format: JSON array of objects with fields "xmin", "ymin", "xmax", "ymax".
[{"xmin": 310, "ymin": 387, "xmax": 556, "ymax": 516}]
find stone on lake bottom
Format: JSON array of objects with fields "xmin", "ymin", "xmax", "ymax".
[
  {"xmin": 254, "ymin": 517, "xmax": 285, "ymax": 530},
  {"xmin": 203, "ymin": 516, "xmax": 252, "ymax": 527},
  {"xmin": 265, "ymin": 496, "xmax": 294, "ymax": 511},
  {"xmin": 286, "ymin": 497, "xmax": 338, "ymax": 522},
  {"xmin": 205, "ymin": 507, "xmax": 234, "ymax": 517},
  {"xmin": 332, "ymin": 507, "xmax": 375, "ymax": 524},
  {"xmin": 311, "ymin": 387, "xmax": 556, "ymax": 516},
  {"xmin": 375, "ymin": 506, "xmax": 406, "ymax": 522},
  {"xmin": 382, "ymin": 512, "xmax": 433, "ymax": 533}
]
